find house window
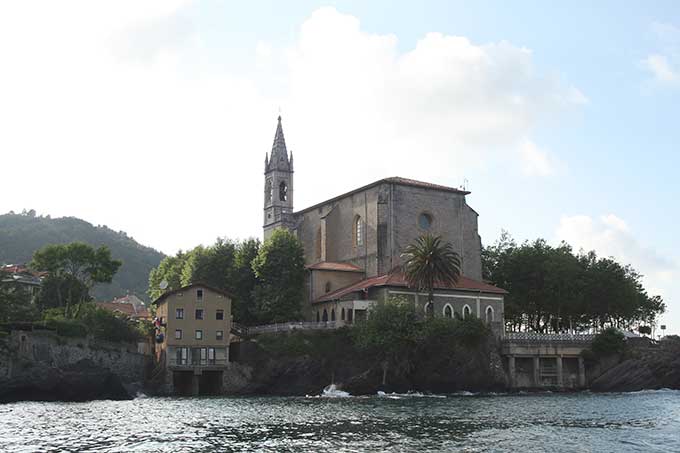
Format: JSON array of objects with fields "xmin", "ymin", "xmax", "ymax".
[
  {"xmin": 216, "ymin": 330, "xmax": 224, "ymax": 340},
  {"xmin": 175, "ymin": 329, "xmax": 182, "ymax": 339},
  {"xmin": 195, "ymin": 309, "xmax": 204, "ymax": 320},
  {"xmin": 175, "ymin": 308, "xmax": 184, "ymax": 319},
  {"xmin": 176, "ymin": 347, "xmax": 188, "ymax": 365},
  {"xmin": 354, "ymin": 215, "xmax": 363, "ymax": 247},
  {"xmin": 419, "ymin": 213, "xmax": 433, "ymax": 230},
  {"xmin": 208, "ymin": 347, "xmax": 216, "ymax": 364},
  {"xmin": 444, "ymin": 304, "xmax": 453, "ymax": 319},
  {"xmin": 325, "ymin": 281, "xmax": 332, "ymax": 293},
  {"xmin": 316, "ymin": 311, "xmax": 320, "ymax": 322},
  {"xmin": 195, "ymin": 330, "xmax": 203, "ymax": 340},
  {"xmin": 216, "ymin": 309, "xmax": 224, "ymax": 320},
  {"xmin": 341, "ymin": 308, "xmax": 345, "ymax": 321},
  {"xmin": 197, "ymin": 289, "xmax": 203, "ymax": 302},
  {"xmin": 463, "ymin": 305, "xmax": 472, "ymax": 319},
  {"xmin": 322, "ymin": 309, "xmax": 328, "ymax": 322},
  {"xmin": 331, "ymin": 309, "xmax": 336, "ymax": 321}
]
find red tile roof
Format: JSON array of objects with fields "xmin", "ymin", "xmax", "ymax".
[
  {"xmin": 307, "ymin": 261, "xmax": 364, "ymax": 272},
  {"xmin": 314, "ymin": 270, "xmax": 507, "ymax": 303},
  {"xmin": 96, "ymin": 302, "xmax": 151, "ymax": 319}
]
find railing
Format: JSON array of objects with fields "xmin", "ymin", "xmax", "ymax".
[
  {"xmin": 247, "ymin": 321, "xmax": 338, "ymax": 335},
  {"xmin": 168, "ymin": 358, "xmax": 229, "ymax": 368},
  {"xmin": 504, "ymin": 332, "xmax": 596, "ymax": 343}
]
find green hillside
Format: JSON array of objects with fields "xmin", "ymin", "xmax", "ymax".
[{"xmin": 0, "ymin": 211, "xmax": 164, "ymax": 301}]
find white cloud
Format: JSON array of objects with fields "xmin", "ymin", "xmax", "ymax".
[
  {"xmin": 0, "ymin": 5, "xmax": 584, "ymax": 256},
  {"xmin": 556, "ymin": 214, "xmax": 677, "ymax": 332},
  {"xmin": 643, "ymin": 22, "xmax": 680, "ymax": 86},
  {"xmin": 518, "ymin": 140, "xmax": 557, "ymax": 176}
]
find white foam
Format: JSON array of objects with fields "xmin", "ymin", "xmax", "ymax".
[{"xmin": 321, "ymin": 384, "xmax": 351, "ymax": 398}]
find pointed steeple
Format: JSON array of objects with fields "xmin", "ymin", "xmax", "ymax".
[{"xmin": 268, "ymin": 115, "xmax": 291, "ymax": 171}]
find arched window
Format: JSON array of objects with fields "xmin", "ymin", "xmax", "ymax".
[
  {"xmin": 419, "ymin": 212, "xmax": 433, "ymax": 230},
  {"xmin": 279, "ymin": 181, "xmax": 288, "ymax": 201},
  {"xmin": 486, "ymin": 306, "xmax": 494, "ymax": 323},
  {"xmin": 341, "ymin": 308, "xmax": 345, "ymax": 321},
  {"xmin": 325, "ymin": 281, "xmax": 332, "ymax": 293},
  {"xmin": 354, "ymin": 215, "xmax": 363, "ymax": 247},
  {"xmin": 463, "ymin": 304, "xmax": 472, "ymax": 319},
  {"xmin": 316, "ymin": 311, "xmax": 320, "ymax": 322},
  {"xmin": 265, "ymin": 179, "xmax": 272, "ymax": 204},
  {"xmin": 322, "ymin": 309, "xmax": 328, "ymax": 322},
  {"xmin": 425, "ymin": 302, "xmax": 434, "ymax": 318},
  {"xmin": 443, "ymin": 304, "xmax": 453, "ymax": 318},
  {"xmin": 331, "ymin": 309, "xmax": 336, "ymax": 321}
]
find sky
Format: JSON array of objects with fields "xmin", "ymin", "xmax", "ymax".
[{"xmin": 1, "ymin": 1, "xmax": 679, "ymax": 332}]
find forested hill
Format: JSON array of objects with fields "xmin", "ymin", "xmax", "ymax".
[{"xmin": 0, "ymin": 211, "xmax": 164, "ymax": 301}]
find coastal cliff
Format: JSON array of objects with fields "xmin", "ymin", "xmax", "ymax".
[
  {"xmin": 0, "ymin": 329, "xmax": 148, "ymax": 403},
  {"xmin": 223, "ymin": 328, "xmax": 506, "ymax": 396},
  {"xmin": 590, "ymin": 337, "xmax": 680, "ymax": 392}
]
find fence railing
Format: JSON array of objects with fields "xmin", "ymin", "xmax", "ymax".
[
  {"xmin": 504, "ymin": 332, "xmax": 596, "ymax": 343},
  {"xmin": 247, "ymin": 321, "xmax": 338, "ymax": 335},
  {"xmin": 168, "ymin": 358, "xmax": 229, "ymax": 368}
]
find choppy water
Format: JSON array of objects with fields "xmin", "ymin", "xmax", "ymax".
[{"xmin": 1, "ymin": 390, "xmax": 679, "ymax": 452}]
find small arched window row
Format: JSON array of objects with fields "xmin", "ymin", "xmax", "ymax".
[
  {"xmin": 463, "ymin": 304, "xmax": 472, "ymax": 319},
  {"xmin": 443, "ymin": 304, "xmax": 453, "ymax": 319}
]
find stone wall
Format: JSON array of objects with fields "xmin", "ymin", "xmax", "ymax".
[{"xmin": 1, "ymin": 329, "xmax": 147, "ymax": 384}]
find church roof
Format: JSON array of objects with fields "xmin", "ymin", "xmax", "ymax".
[
  {"xmin": 306, "ymin": 261, "xmax": 364, "ymax": 273},
  {"xmin": 295, "ymin": 176, "xmax": 469, "ymax": 215},
  {"xmin": 314, "ymin": 270, "xmax": 507, "ymax": 303}
]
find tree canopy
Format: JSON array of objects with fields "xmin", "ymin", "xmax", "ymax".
[
  {"xmin": 251, "ymin": 229, "xmax": 306, "ymax": 323},
  {"xmin": 31, "ymin": 242, "xmax": 122, "ymax": 317},
  {"xmin": 148, "ymin": 237, "xmax": 263, "ymax": 325},
  {"xmin": 482, "ymin": 231, "xmax": 665, "ymax": 333}
]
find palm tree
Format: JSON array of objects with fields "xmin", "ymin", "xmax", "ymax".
[{"xmin": 401, "ymin": 234, "xmax": 461, "ymax": 316}]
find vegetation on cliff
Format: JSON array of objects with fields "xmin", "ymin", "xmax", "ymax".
[
  {"xmin": 242, "ymin": 299, "xmax": 501, "ymax": 395},
  {"xmin": 0, "ymin": 211, "xmax": 164, "ymax": 301},
  {"xmin": 482, "ymin": 231, "xmax": 665, "ymax": 333}
]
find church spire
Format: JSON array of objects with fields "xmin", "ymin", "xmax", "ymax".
[{"xmin": 268, "ymin": 115, "xmax": 291, "ymax": 171}]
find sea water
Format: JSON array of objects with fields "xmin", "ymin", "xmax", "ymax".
[{"xmin": 1, "ymin": 390, "xmax": 679, "ymax": 452}]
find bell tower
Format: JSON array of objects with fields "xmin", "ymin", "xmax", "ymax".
[{"xmin": 263, "ymin": 115, "xmax": 294, "ymax": 240}]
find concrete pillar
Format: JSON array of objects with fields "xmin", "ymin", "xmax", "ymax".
[
  {"xmin": 476, "ymin": 296, "xmax": 481, "ymax": 318},
  {"xmin": 533, "ymin": 356, "xmax": 540, "ymax": 387},
  {"xmin": 578, "ymin": 356, "xmax": 586, "ymax": 388},
  {"xmin": 191, "ymin": 374, "xmax": 200, "ymax": 396},
  {"xmin": 508, "ymin": 355, "xmax": 516, "ymax": 388},
  {"xmin": 556, "ymin": 356, "xmax": 563, "ymax": 388}
]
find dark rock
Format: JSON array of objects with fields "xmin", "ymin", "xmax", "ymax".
[{"xmin": 0, "ymin": 359, "xmax": 132, "ymax": 403}]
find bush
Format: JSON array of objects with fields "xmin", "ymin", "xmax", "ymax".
[{"xmin": 591, "ymin": 327, "xmax": 626, "ymax": 357}]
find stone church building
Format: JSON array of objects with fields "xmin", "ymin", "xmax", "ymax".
[{"xmin": 263, "ymin": 117, "xmax": 506, "ymax": 333}]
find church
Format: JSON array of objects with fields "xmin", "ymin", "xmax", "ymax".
[{"xmin": 263, "ymin": 116, "xmax": 506, "ymax": 334}]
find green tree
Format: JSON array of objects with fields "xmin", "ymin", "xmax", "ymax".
[
  {"xmin": 352, "ymin": 297, "xmax": 418, "ymax": 385},
  {"xmin": 232, "ymin": 238, "xmax": 261, "ymax": 325},
  {"xmin": 251, "ymin": 229, "xmax": 305, "ymax": 323},
  {"xmin": 401, "ymin": 234, "xmax": 461, "ymax": 316},
  {"xmin": 148, "ymin": 252, "xmax": 189, "ymax": 300},
  {"xmin": 31, "ymin": 242, "xmax": 121, "ymax": 317}
]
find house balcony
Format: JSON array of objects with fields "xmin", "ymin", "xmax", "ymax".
[{"xmin": 168, "ymin": 358, "xmax": 229, "ymax": 369}]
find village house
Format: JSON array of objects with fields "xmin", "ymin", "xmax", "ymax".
[
  {"xmin": 263, "ymin": 117, "xmax": 506, "ymax": 334},
  {"xmin": 0, "ymin": 264, "xmax": 44, "ymax": 303},
  {"xmin": 96, "ymin": 294, "xmax": 152, "ymax": 321},
  {"xmin": 152, "ymin": 283, "xmax": 234, "ymax": 395}
]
